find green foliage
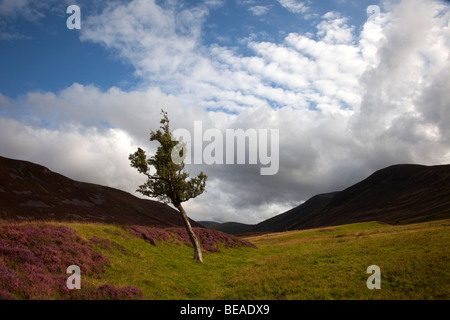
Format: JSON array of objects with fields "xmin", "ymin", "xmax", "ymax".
[{"xmin": 129, "ymin": 110, "xmax": 207, "ymax": 206}]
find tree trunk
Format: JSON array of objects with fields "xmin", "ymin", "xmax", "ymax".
[{"xmin": 176, "ymin": 204, "xmax": 203, "ymax": 263}]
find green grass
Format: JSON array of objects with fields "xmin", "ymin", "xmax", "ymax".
[{"xmin": 60, "ymin": 219, "xmax": 449, "ymax": 300}]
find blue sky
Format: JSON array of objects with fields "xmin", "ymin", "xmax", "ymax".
[
  {"xmin": 1, "ymin": 0, "xmax": 449, "ymax": 224},
  {"xmin": 0, "ymin": 2, "xmax": 135, "ymax": 97},
  {"xmin": 1, "ymin": 0, "xmax": 378, "ymax": 98}
]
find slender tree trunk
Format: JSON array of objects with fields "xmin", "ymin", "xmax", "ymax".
[{"xmin": 176, "ymin": 204, "xmax": 203, "ymax": 263}]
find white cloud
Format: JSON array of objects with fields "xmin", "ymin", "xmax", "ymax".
[
  {"xmin": 204, "ymin": 0, "xmax": 226, "ymax": 9},
  {"xmin": 0, "ymin": 0, "xmax": 73, "ymax": 20},
  {"xmin": 0, "ymin": 117, "xmax": 144, "ymax": 194},
  {"xmin": 0, "ymin": 0, "xmax": 41, "ymax": 19},
  {"xmin": 0, "ymin": 93, "xmax": 12, "ymax": 107},
  {"xmin": 80, "ymin": 0, "xmax": 208, "ymax": 79},
  {"xmin": 79, "ymin": 0, "xmax": 367, "ymax": 113},
  {"xmin": 0, "ymin": 0, "xmax": 78, "ymax": 39},
  {"xmin": 351, "ymin": 0, "xmax": 450, "ymax": 143},
  {"xmin": 277, "ymin": 0, "xmax": 308, "ymax": 14},
  {"xmin": 1, "ymin": 0, "xmax": 450, "ymax": 224},
  {"xmin": 249, "ymin": 5, "xmax": 270, "ymax": 16},
  {"xmin": 316, "ymin": 15, "xmax": 354, "ymax": 44}
]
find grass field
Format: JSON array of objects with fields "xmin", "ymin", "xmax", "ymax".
[
  {"xmin": 71, "ymin": 219, "xmax": 449, "ymax": 300},
  {"xmin": 1, "ymin": 219, "xmax": 449, "ymax": 299}
]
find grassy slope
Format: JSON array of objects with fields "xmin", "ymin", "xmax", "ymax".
[{"xmin": 65, "ymin": 219, "xmax": 449, "ymax": 300}]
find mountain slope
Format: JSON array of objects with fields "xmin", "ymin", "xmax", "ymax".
[
  {"xmin": 198, "ymin": 221, "xmax": 221, "ymax": 228},
  {"xmin": 0, "ymin": 156, "xmax": 200, "ymax": 227},
  {"xmin": 295, "ymin": 164, "xmax": 450, "ymax": 229},
  {"xmin": 254, "ymin": 164, "xmax": 450, "ymax": 232},
  {"xmin": 252, "ymin": 192, "xmax": 339, "ymax": 232},
  {"xmin": 201, "ymin": 221, "xmax": 254, "ymax": 235}
]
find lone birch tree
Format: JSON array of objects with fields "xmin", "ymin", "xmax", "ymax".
[{"xmin": 129, "ymin": 110, "xmax": 207, "ymax": 263}]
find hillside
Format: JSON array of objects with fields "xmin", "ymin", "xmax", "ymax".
[
  {"xmin": 199, "ymin": 221, "xmax": 254, "ymax": 235},
  {"xmin": 255, "ymin": 164, "xmax": 450, "ymax": 232},
  {"xmin": 294, "ymin": 164, "xmax": 450, "ymax": 230},
  {"xmin": 0, "ymin": 221, "xmax": 255, "ymax": 300},
  {"xmin": 198, "ymin": 221, "xmax": 221, "ymax": 228},
  {"xmin": 0, "ymin": 156, "xmax": 199, "ymax": 227},
  {"xmin": 207, "ymin": 164, "xmax": 450, "ymax": 234},
  {"xmin": 2, "ymin": 155, "xmax": 449, "ymax": 234},
  {"xmin": 252, "ymin": 192, "xmax": 339, "ymax": 233},
  {"xmin": 1, "ymin": 219, "xmax": 448, "ymax": 300}
]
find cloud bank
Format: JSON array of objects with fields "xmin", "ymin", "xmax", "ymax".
[{"xmin": 0, "ymin": 0, "xmax": 449, "ymax": 224}]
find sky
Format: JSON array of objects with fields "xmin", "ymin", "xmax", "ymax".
[{"xmin": 0, "ymin": 0, "xmax": 449, "ymax": 224}]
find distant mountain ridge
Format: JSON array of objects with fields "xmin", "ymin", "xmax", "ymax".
[
  {"xmin": 2, "ymin": 156, "xmax": 449, "ymax": 234},
  {"xmin": 205, "ymin": 164, "xmax": 450, "ymax": 234},
  {"xmin": 0, "ymin": 156, "xmax": 200, "ymax": 227},
  {"xmin": 252, "ymin": 192, "xmax": 340, "ymax": 233},
  {"xmin": 199, "ymin": 221, "xmax": 254, "ymax": 234}
]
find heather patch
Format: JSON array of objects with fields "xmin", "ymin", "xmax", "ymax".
[
  {"xmin": 90, "ymin": 236, "xmax": 129, "ymax": 255},
  {"xmin": 127, "ymin": 226, "xmax": 171, "ymax": 246},
  {"xmin": 0, "ymin": 223, "xmax": 142, "ymax": 300},
  {"xmin": 89, "ymin": 284, "xmax": 143, "ymax": 300},
  {"xmin": 127, "ymin": 226, "xmax": 256, "ymax": 253}
]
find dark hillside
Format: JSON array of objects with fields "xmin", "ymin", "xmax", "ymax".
[
  {"xmin": 292, "ymin": 164, "xmax": 450, "ymax": 229},
  {"xmin": 0, "ymin": 156, "xmax": 199, "ymax": 227},
  {"xmin": 256, "ymin": 164, "xmax": 450, "ymax": 232}
]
